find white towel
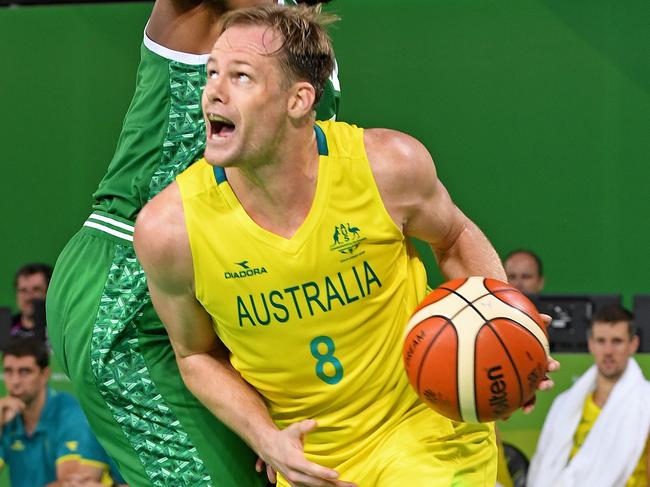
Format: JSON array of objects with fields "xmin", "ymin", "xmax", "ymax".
[{"xmin": 528, "ymin": 358, "xmax": 650, "ymax": 487}]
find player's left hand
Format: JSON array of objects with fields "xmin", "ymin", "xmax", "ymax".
[
  {"xmin": 256, "ymin": 457, "xmax": 277, "ymax": 484},
  {"xmin": 522, "ymin": 313, "xmax": 560, "ymax": 414}
]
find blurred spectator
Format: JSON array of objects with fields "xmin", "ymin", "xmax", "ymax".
[
  {"xmin": 503, "ymin": 249, "xmax": 544, "ymax": 294},
  {"xmin": 0, "ymin": 337, "xmax": 126, "ymax": 486},
  {"xmin": 497, "ymin": 249, "xmax": 545, "ymax": 486},
  {"xmin": 12, "ymin": 263, "xmax": 52, "ymax": 339},
  {"xmin": 528, "ymin": 305, "xmax": 650, "ymax": 487}
]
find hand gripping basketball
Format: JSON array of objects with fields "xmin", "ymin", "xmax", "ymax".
[{"xmin": 403, "ymin": 276, "xmax": 550, "ymax": 422}]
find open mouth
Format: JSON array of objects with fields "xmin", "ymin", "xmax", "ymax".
[{"xmin": 207, "ymin": 113, "xmax": 236, "ymax": 139}]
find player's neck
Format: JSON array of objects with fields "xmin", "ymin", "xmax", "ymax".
[
  {"xmin": 593, "ymin": 375, "xmax": 617, "ymax": 408},
  {"xmin": 226, "ymin": 128, "xmax": 320, "ymax": 238}
]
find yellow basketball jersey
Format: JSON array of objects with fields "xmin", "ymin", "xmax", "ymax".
[
  {"xmin": 571, "ymin": 393, "xmax": 648, "ymax": 487},
  {"xmin": 176, "ymin": 121, "xmax": 450, "ymax": 467}
]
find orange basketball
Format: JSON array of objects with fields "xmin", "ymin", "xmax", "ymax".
[{"xmin": 403, "ymin": 276, "xmax": 549, "ymax": 422}]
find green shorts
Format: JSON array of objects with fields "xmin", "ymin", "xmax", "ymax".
[{"xmin": 47, "ymin": 211, "xmax": 265, "ymax": 487}]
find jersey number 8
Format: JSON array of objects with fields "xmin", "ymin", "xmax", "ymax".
[{"xmin": 310, "ymin": 336, "xmax": 344, "ymax": 385}]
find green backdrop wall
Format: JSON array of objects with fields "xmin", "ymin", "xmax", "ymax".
[
  {"xmin": 1, "ymin": 0, "xmax": 648, "ymax": 312},
  {"xmin": 0, "ymin": 0, "xmax": 648, "ymax": 483}
]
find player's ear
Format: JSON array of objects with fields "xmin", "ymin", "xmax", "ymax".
[{"xmin": 287, "ymin": 81, "xmax": 316, "ymax": 119}]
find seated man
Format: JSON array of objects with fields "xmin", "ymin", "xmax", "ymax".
[
  {"xmin": 0, "ymin": 337, "xmax": 124, "ymax": 487},
  {"xmin": 528, "ymin": 305, "xmax": 650, "ymax": 487}
]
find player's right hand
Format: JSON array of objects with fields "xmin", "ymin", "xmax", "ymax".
[
  {"xmin": 521, "ymin": 313, "xmax": 560, "ymax": 414},
  {"xmin": 0, "ymin": 396, "xmax": 26, "ymax": 426},
  {"xmin": 262, "ymin": 419, "xmax": 357, "ymax": 487}
]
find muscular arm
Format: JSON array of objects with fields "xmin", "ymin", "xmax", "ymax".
[
  {"xmin": 366, "ymin": 129, "xmax": 557, "ymax": 402},
  {"xmin": 135, "ymin": 183, "xmax": 352, "ymax": 487},
  {"xmin": 147, "ymin": 0, "xmax": 273, "ymax": 54},
  {"xmin": 135, "ymin": 183, "xmax": 277, "ymax": 452},
  {"xmin": 365, "ymin": 129, "xmax": 506, "ymax": 281}
]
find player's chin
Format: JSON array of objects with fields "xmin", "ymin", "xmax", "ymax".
[{"xmin": 204, "ymin": 145, "xmax": 232, "ymax": 167}]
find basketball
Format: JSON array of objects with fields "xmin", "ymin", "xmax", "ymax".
[{"xmin": 403, "ymin": 276, "xmax": 549, "ymax": 422}]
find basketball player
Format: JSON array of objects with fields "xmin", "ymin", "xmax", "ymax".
[
  {"xmin": 46, "ymin": 1, "xmax": 339, "ymax": 485},
  {"xmin": 135, "ymin": 6, "xmax": 555, "ymax": 486}
]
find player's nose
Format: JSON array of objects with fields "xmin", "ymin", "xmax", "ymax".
[{"xmin": 205, "ymin": 76, "xmax": 228, "ymax": 105}]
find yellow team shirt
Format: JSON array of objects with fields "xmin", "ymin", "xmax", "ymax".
[
  {"xmin": 571, "ymin": 393, "xmax": 649, "ymax": 487},
  {"xmin": 176, "ymin": 121, "xmax": 494, "ymax": 482}
]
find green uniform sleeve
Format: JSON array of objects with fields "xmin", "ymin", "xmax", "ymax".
[{"xmin": 316, "ymin": 61, "xmax": 341, "ymax": 121}]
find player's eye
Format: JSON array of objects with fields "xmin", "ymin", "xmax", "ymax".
[
  {"xmin": 236, "ymin": 73, "xmax": 250, "ymax": 82},
  {"xmin": 208, "ymin": 70, "xmax": 219, "ymax": 80}
]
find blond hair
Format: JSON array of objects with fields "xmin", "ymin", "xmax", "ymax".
[{"xmin": 217, "ymin": 4, "xmax": 338, "ymax": 106}]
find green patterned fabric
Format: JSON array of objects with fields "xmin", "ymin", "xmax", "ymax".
[
  {"xmin": 49, "ymin": 46, "xmax": 265, "ymax": 486},
  {"xmin": 91, "ymin": 246, "xmax": 210, "ymax": 485},
  {"xmin": 147, "ymin": 61, "xmax": 207, "ymax": 200},
  {"xmin": 91, "ymin": 55, "xmax": 213, "ymax": 485}
]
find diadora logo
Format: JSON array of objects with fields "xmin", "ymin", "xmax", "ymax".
[
  {"xmin": 329, "ymin": 223, "xmax": 366, "ymax": 261},
  {"xmin": 225, "ymin": 260, "xmax": 268, "ymax": 279}
]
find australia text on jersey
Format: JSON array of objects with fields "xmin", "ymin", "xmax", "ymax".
[{"xmin": 236, "ymin": 260, "xmax": 381, "ymax": 327}]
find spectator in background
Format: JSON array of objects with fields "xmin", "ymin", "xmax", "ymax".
[
  {"xmin": 496, "ymin": 248, "xmax": 546, "ymax": 487},
  {"xmin": 503, "ymin": 249, "xmax": 544, "ymax": 294},
  {"xmin": 528, "ymin": 305, "xmax": 650, "ymax": 487},
  {"xmin": 12, "ymin": 263, "xmax": 52, "ymax": 339},
  {"xmin": 0, "ymin": 337, "xmax": 125, "ymax": 487}
]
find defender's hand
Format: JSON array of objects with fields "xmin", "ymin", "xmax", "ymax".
[
  {"xmin": 256, "ymin": 457, "xmax": 277, "ymax": 484},
  {"xmin": 261, "ymin": 419, "xmax": 357, "ymax": 487}
]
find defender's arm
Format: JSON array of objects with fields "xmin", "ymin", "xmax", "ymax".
[
  {"xmin": 147, "ymin": 0, "xmax": 274, "ymax": 54},
  {"xmin": 364, "ymin": 128, "xmax": 506, "ymax": 281}
]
